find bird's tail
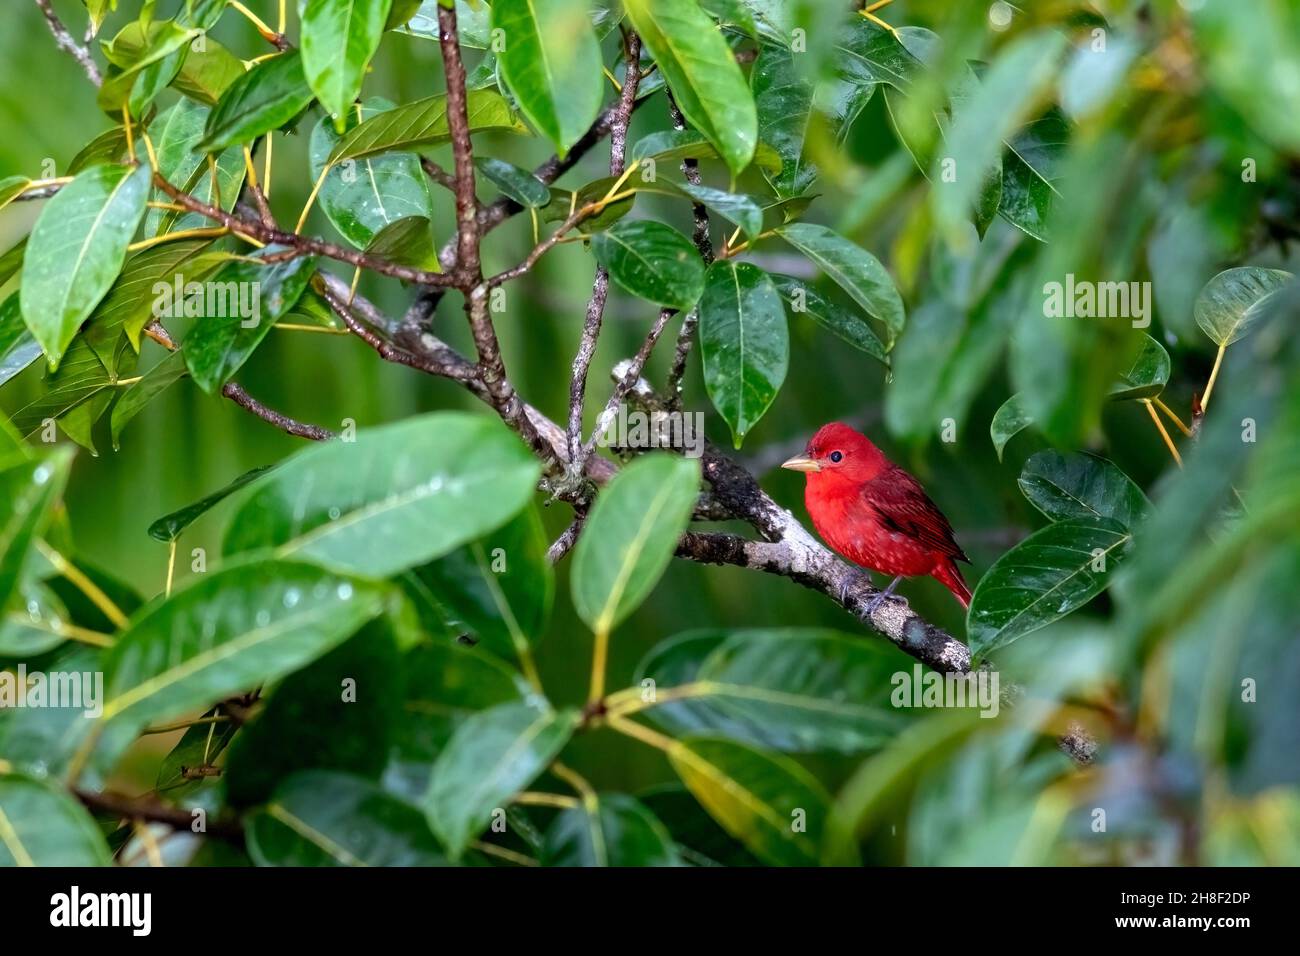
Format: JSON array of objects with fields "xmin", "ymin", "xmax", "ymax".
[{"xmin": 932, "ymin": 559, "xmax": 972, "ymax": 609}]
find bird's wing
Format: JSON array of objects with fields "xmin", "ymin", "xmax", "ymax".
[{"xmin": 861, "ymin": 467, "xmax": 969, "ymax": 563}]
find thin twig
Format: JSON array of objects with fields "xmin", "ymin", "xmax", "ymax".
[
  {"xmin": 663, "ymin": 94, "xmax": 714, "ymax": 410},
  {"xmin": 151, "ymin": 172, "xmax": 456, "ymax": 287},
  {"xmin": 220, "ymin": 383, "xmax": 335, "ymax": 441},
  {"xmin": 547, "ymin": 513, "xmax": 587, "ymax": 564},
  {"xmin": 143, "ymin": 320, "xmax": 334, "ymax": 441},
  {"xmin": 567, "ymin": 32, "xmax": 643, "ymax": 472},
  {"xmin": 76, "ymin": 789, "xmax": 243, "ymax": 843},
  {"xmin": 34, "ymin": 0, "xmax": 102, "ymax": 86},
  {"xmin": 420, "ymin": 156, "xmax": 457, "ymax": 192},
  {"xmin": 437, "ymin": 2, "xmax": 482, "ymax": 283},
  {"xmin": 579, "ymin": 309, "xmax": 675, "ymax": 466}
]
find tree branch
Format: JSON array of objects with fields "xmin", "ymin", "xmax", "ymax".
[
  {"xmin": 437, "ymin": 2, "xmax": 482, "ymax": 283},
  {"xmin": 76, "ymin": 789, "xmax": 243, "ymax": 843},
  {"xmin": 579, "ymin": 307, "xmax": 674, "ymax": 466},
  {"xmin": 567, "ymin": 32, "xmax": 643, "ymax": 472},
  {"xmin": 151, "ymin": 173, "xmax": 456, "ymax": 287},
  {"xmin": 35, "ymin": 0, "xmax": 102, "ymax": 87},
  {"xmin": 144, "ymin": 320, "xmax": 333, "ymax": 441},
  {"xmin": 220, "ymin": 383, "xmax": 335, "ymax": 442},
  {"xmin": 663, "ymin": 94, "xmax": 714, "ymax": 410}
]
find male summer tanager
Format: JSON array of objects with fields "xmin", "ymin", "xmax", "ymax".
[{"xmin": 782, "ymin": 422, "xmax": 972, "ymax": 610}]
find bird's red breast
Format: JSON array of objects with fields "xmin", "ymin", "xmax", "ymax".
[{"xmin": 781, "ymin": 422, "xmax": 972, "ymax": 608}]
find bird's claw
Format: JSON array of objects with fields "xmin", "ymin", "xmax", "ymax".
[{"xmin": 861, "ymin": 579, "xmax": 907, "ymax": 618}]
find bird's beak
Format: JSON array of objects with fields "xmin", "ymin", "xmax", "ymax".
[{"xmin": 781, "ymin": 455, "xmax": 821, "ymax": 473}]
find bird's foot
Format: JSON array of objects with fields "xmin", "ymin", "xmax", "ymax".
[{"xmin": 861, "ymin": 576, "xmax": 905, "ymax": 617}]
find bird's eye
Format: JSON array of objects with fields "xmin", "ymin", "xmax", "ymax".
[{"xmin": 829, "ymin": 450, "xmax": 843, "ymax": 463}]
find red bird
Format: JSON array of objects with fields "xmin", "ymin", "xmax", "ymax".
[{"xmin": 782, "ymin": 422, "xmax": 972, "ymax": 610}]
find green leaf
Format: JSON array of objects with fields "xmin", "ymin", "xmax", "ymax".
[
  {"xmin": 571, "ymin": 455, "xmax": 700, "ymax": 634},
  {"xmin": 636, "ymin": 628, "xmax": 906, "ymax": 753},
  {"xmin": 224, "ymin": 621, "xmax": 400, "ymax": 807},
  {"xmin": 84, "ymin": 0, "xmax": 117, "ymax": 37},
  {"xmin": 630, "ymin": 129, "xmax": 780, "ymax": 173},
  {"xmin": 0, "ymin": 177, "xmax": 31, "ymax": 212},
  {"xmin": 175, "ymin": 34, "xmax": 245, "ymax": 105},
  {"xmin": 142, "ymin": 102, "xmax": 201, "ymax": 220},
  {"xmin": 183, "ymin": 251, "xmax": 316, "ymax": 393},
  {"xmin": 990, "ymin": 392, "xmax": 1033, "ymax": 462},
  {"xmin": 1191, "ymin": 0, "xmax": 1300, "ymax": 154},
  {"xmin": 668, "ymin": 734, "xmax": 841, "ymax": 866},
  {"xmin": 835, "ymin": 17, "xmax": 924, "ymax": 93},
  {"xmin": 775, "ymin": 222, "xmax": 904, "ymax": 348},
  {"xmin": 474, "ymin": 157, "xmax": 550, "ymax": 208},
  {"xmin": 399, "ymin": 1, "xmax": 491, "ymax": 46},
  {"xmin": 1060, "ymin": 37, "xmax": 1139, "ymax": 121},
  {"xmin": 1194, "ymin": 266, "xmax": 1295, "ymax": 348},
  {"xmin": 540, "ymin": 176, "xmax": 635, "ymax": 234},
  {"xmin": 491, "ymin": 0, "xmax": 604, "ymax": 155},
  {"xmin": 82, "ymin": 238, "xmax": 216, "ymax": 363},
  {"xmin": 591, "ymin": 220, "xmax": 705, "ymax": 310},
  {"xmin": 0, "ymin": 772, "xmax": 112, "ymax": 866},
  {"xmin": 1018, "ymin": 451, "xmax": 1150, "ymax": 529},
  {"xmin": 966, "ymin": 517, "xmax": 1132, "ymax": 658},
  {"xmin": 0, "ymin": 415, "xmax": 27, "ymax": 467},
  {"xmin": 385, "ymin": 641, "xmax": 530, "ymax": 799},
  {"xmin": 827, "ymin": 709, "xmax": 985, "ymax": 860},
  {"xmin": 423, "ymin": 700, "xmax": 577, "ymax": 858},
  {"xmin": 148, "ymin": 464, "xmax": 273, "ymax": 542},
  {"xmin": 637, "ymin": 783, "xmax": 759, "ymax": 866},
  {"xmin": 110, "ymin": 348, "xmax": 189, "ymax": 448},
  {"xmin": 1, "ymin": 583, "xmax": 74, "ymax": 659},
  {"xmin": 143, "ymin": 99, "xmax": 222, "ymax": 235},
  {"xmin": 299, "ymin": 0, "xmax": 392, "ymax": 126},
  {"xmin": 931, "ymin": 30, "xmax": 1067, "ymax": 246},
  {"xmin": 623, "ymin": 0, "xmax": 757, "ymax": 175},
  {"xmin": 46, "ymin": 560, "xmax": 145, "ymax": 632},
  {"xmin": 157, "ymin": 146, "xmax": 247, "ymax": 237},
  {"xmin": 0, "ymin": 450, "xmax": 73, "ymax": 617},
  {"xmin": 223, "ymin": 411, "xmax": 542, "ymax": 577},
  {"xmin": 249, "ymin": 770, "xmax": 448, "ymax": 866},
  {"xmin": 751, "ymin": 38, "xmax": 814, "ymax": 196},
  {"xmin": 8, "ymin": 339, "xmax": 134, "ymax": 440},
  {"xmin": 0, "ymin": 238, "xmax": 27, "ymax": 288},
  {"xmin": 0, "ymin": 295, "xmax": 42, "ymax": 389},
  {"xmin": 699, "ymin": 260, "xmax": 788, "ymax": 447},
  {"xmin": 100, "ymin": 20, "xmax": 243, "ymax": 107},
  {"xmin": 542, "ymin": 794, "xmax": 681, "ymax": 866},
  {"xmin": 68, "ymin": 128, "xmax": 131, "ymax": 176},
  {"xmin": 326, "ymin": 89, "xmax": 526, "ymax": 165},
  {"xmin": 155, "ymin": 708, "xmax": 239, "ymax": 795},
  {"xmin": 406, "ymin": 503, "xmax": 553, "ymax": 662},
  {"xmin": 101, "ymin": 559, "xmax": 387, "ymax": 728},
  {"xmin": 309, "ymin": 99, "xmax": 436, "ymax": 249},
  {"xmin": 668, "ymin": 182, "xmax": 764, "ymax": 240},
  {"xmin": 19, "ymin": 163, "xmax": 151, "ymax": 370},
  {"xmin": 199, "ymin": 51, "xmax": 315, "ymax": 153},
  {"xmin": 98, "ymin": 20, "xmax": 196, "ymax": 115},
  {"xmin": 386, "ymin": 0, "xmax": 423, "ymax": 31},
  {"xmin": 363, "ymin": 215, "xmax": 441, "ymax": 272},
  {"xmin": 1108, "ymin": 333, "xmax": 1170, "ymax": 401},
  {"xmin": 0, "ymin": 646, "xmax": 120, "ymax": 786}
]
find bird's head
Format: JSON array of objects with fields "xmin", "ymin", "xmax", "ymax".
[{"xmin": 781, "ymin": 422, "xmax": 888, "ymax": 483}]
